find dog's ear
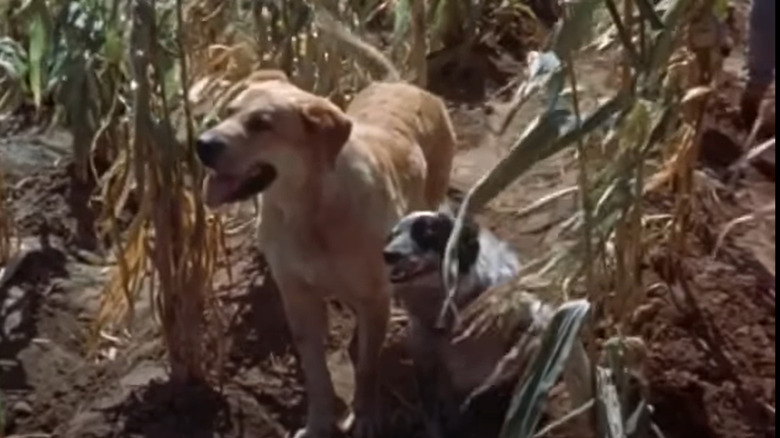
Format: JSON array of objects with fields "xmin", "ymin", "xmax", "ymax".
[
  {"xmin": 457, "ymin": 219, "xmax": 480, "ymax": 274},
  {"xmin": 301, "ymin": 99, "xmax": 353, "ymax": 167},
  {"xmin": 246, "ymin": 69, "xmax": 290, "ymax": 84}
]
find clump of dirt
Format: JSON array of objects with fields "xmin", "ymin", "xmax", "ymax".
[
  {"xmin": 635, "ymin": 183, "xmax": 775, "ymax": 438},
  {"xmin": 9, "ymin": 163, "xmax": 101, "ymax": 251},
  {"xmin": 638, "ymin": 10, "xmax": 775, "ymax": 436}
]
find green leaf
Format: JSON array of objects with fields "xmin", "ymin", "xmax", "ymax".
[
  {"xmin": 27, "ymin": 10, "xmax": 47, "ymax": 107},
  {"xmin": 499, "ymin": 299, "xmax": 592, "ymax": 438},
  {"xmin": 596, "ymin": 366, "xmax": 626, "ymax": 438},
  {"xmin": 391, "ymin": 0, "xmax": 411, "ymax": 46},
  {"xmin": 103, "ymin": 26, "xmax": 124, "ymax": 66},
  {"xmin": 470, "ymin": 108, "xmax": 577, "ymax": 210},
  {"xmin": 713, "ymin": 0, "xmax": 729, "ymax": 22}
]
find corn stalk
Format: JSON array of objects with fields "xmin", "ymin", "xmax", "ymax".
[
  {"xmin": 88, "ymin": 0, "xmax": 409, "ymax": 380},
  {"xmin": 438, "ymin": 0, "xmax": 726, "ymax": 436},
  {"xmin": 85, "ymin": 0, "xmax": 225, "ymax": 383}
]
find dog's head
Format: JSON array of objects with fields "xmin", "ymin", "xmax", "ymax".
[
  {"xmin": 383, "ymin": 210, "xmax": 480, "ymax": 287},
  {"xmin": 195, "ymin": 70, "xmax": 353, "ymax": 208}
]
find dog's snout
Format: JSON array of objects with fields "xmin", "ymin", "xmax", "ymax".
[
  {"xmin": 383, "ymin": 250, "xmax": 403, "ymax": 265},
  {"xmin": 196, "ymin": 132, "xmax": 227, "ymax": 167}
]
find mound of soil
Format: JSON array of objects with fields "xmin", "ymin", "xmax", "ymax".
[
  {"xmin": 8, "ymin": 163, "xmax": 101, "ymax": 252},
  {"xmin": 636, "ymin": 182, "xmax": 775, "ymax": 438}
]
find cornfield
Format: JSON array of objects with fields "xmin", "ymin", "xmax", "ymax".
[{"xmin": 0, "ymin": 0, "xmax": 731, "ymax": 436}]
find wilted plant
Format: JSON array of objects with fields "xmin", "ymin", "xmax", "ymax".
[
  {"xmin": 436, "ymin": 0, "xmax": 728, "ymax": 436},
  {"xmin": 88, "ymin": 0, "xmax": 448, "ymax": 382},
  {"xmin": 87, "ymin": 0, "xmax": 228, "ymax": 382}
]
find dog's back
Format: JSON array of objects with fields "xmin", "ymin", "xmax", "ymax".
[
  {"xmin": 347, "ymin": 83, "xmax": 456, "ymax": 210},
  {"xmin": 312, "ymin": 8, "xmax": 456, "ymax": 211}
]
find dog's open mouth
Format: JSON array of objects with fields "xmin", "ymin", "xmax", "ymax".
[
  {"xmin": 389, "ymin": 258, "xmax": 437, "ymax": 283},
  {"xmin": 204, "ymin": 163, "xmax": 277, "ymax": 208}
]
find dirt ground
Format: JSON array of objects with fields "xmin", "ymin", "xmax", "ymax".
[{"xmin": 0, "ymin": 2, "xmax": 775, "ymax": 437}]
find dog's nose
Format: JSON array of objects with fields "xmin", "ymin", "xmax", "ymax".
[
  {"xmin": 383, "ymin": 250, "xmax": 403, "ymax": 265},
  {"xmin": 196, "ymin": 132, "xmax": 227, "ymax": 168}
]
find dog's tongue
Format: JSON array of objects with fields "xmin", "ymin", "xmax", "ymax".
[{"xmin": 203, "ymin": 173, "xmax": 242, "ymax": 208}]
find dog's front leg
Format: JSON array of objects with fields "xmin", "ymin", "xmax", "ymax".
[
  {"xmin": 345, "ymin": 278, "xmax": 390, "ymax": 438},
  {"xmin": 415, "ymin": 363, "xmax": 448, "ymax": 438},
  {"xmin": 279, "ymin": 279, "xmax": 337, "ymax": 438},
  {"xmin": 408, "ymin": 321, "xmax": 448, "ymax": 438}
]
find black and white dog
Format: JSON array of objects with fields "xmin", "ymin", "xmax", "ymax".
[
  {"xmin": 383, "ymin": 209, "xmax": 520, "ymax": 327},
  {"xmin": 383, "ymin": 208, "xmax": 523, "ymax": 438}
]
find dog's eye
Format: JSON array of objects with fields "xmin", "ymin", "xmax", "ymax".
[
  {"xmin": 411, "ymin": 218, "xmax": 439, "ymax": 247},
  {"xmin": 246, "ymin": 112, "xmax": 272, "ymax": 132}
]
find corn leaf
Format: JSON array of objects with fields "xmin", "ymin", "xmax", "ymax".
[
  {"xmin": 501, "ymin": 51, "xmax": 564, "ymax": 133},
  {"xmin": 596, "ymin": 366, "xmax": 626, "ymax": 438},
  {"xmin": 27, "ymin": 8, "xmax": 47, "ymax": 108},
  {"xmin": 499, "ymin": 299, "xmax": 592, "ymax": 438},
  {"xmin": 441, "ymin": 90, "xmax": 632, "ymax": 317}
]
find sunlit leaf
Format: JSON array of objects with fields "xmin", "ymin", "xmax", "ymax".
[{"xmin": 27, "ymin": 8, "xmax": 48, "ymax": 108}]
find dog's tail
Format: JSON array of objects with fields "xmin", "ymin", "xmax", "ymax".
[{"xmin": 311, "ymin": 5, "xmax": 401, "ymax": 82}]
